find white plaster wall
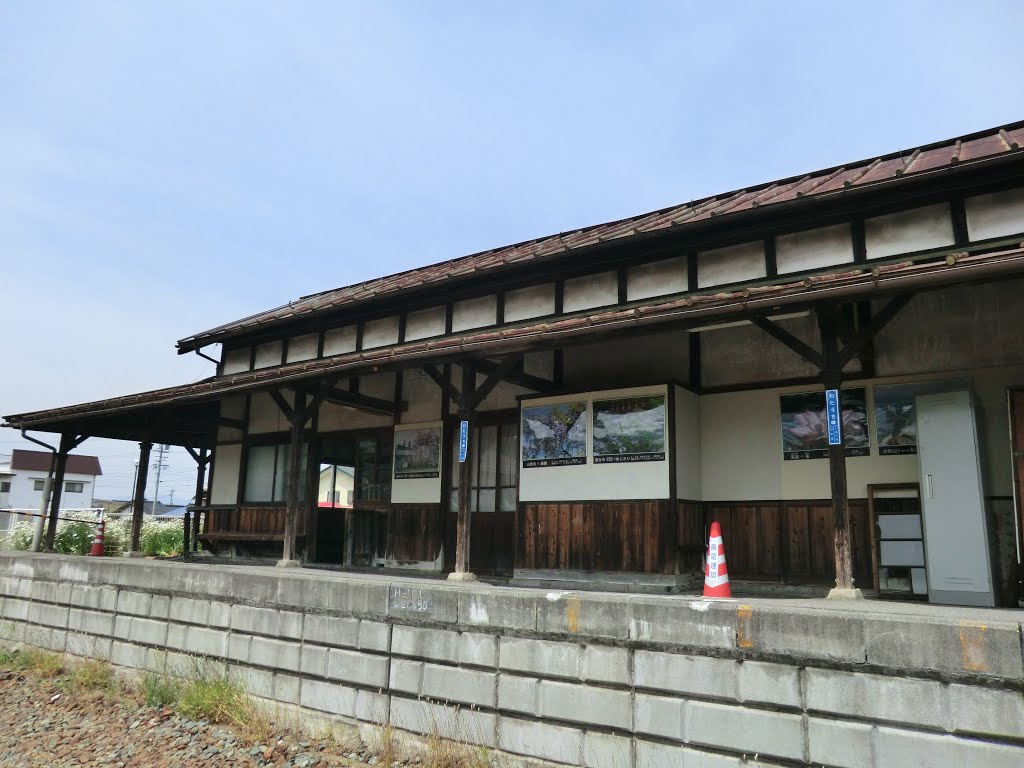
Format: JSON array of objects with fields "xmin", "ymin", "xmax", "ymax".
[
  {"xmin": 253, "ymin": 341, "xmax": 283, "ymax": 370},
  {"xmin": 222, "ymin": 348, "xmax": 251, "ymax": 375},
  {"xmin": 504, "ymin": 284, "xmax": 555, "ymax": 322},
  {"xmin": 248, "ymin": 392, "xmax": 290, "ymax": 434},
  {"xmin": 323, "ymin": 326, "xmax": 358, "ymax": 357},
  {"xmin": 674, "ymin": 385, "xmax": 701, "ymax": 500},
  {"xmin": 391, "ymin": 422, "xmax": 443, "ymax": 504},
  {"xmin": 400, "ymin": 370, "xmax": 443, "ymax": 424},
  {"xmin": 317, "ymin": 373, "xmax": 396, "ymax": 432},
  {"xmin": 697, "ymin": 241, "xmax": 765, "ymax": 288},
  {"xmin": 210, "ymin": 443, "xmax": 241, "ymax": 505},
  {"xmin": 362, "ymin": 317, "xmax": 401, "ymax": 350},
  {"xmin": 965, "ymin": 186, "xmax": 1024, "ymax": 241},
  {"xmin": 563, "ymin": 271, "xmax": 617, "ymax": 313},
  {"xmin": 865, "ymin": 203, "xmax": 954, "ymax": 260},
  {"xmin": 776, "ymin": 223, "xmax": 853, "ymax": 274},
  {"xmin": 405, "ymin": 307, "xmax": 446, "ymax": 341},
  {"xmin": 627, "ymin": 257, "xmax": 688, "ymax": 301},
  {"xmin": 523, "ymin": 351, "xmax": 554, "ymax": 381},
  {"xmin": 563, "ymin": 330, "xmax": 689, "ymax": 391},
  {"xmin": 286, "ymin": 334, "xmax": 318, "ymax": 363},
  {"xmin": 217, "ymin": 397, "xmax": 245, "ymax": 442},
  {"xmin": 699, "ymin": 365, "xmax": 1024, "ymax": 502},
  {"xmin": 519, "ymin": 385, "xmax": 670, "ymax": 502},
  {"xmin": 452, "ymin": 296, "xmax": 497, "ymax": 332},
  {"xmin": 448, "ymin": 365, "xmax": 531, "ymax": 411},
  {"xmin": 700, "ymin": 313, "xmax": 825, "ymax": 388}
]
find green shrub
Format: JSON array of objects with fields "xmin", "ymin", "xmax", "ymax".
[
  {"xmin": 53, "ymin": 520, "xmax": 95, "ymax": 555},
  {"xmin": 142, "ymin": 672, "xmax": 182, "ymax": 708},
  {"xmin": 140, "ymin": 519, "xmax": 184, "ymax": 557},
  {"xmin": 2, "ymin": 520, "xmax": 35, "ymax": 550}
]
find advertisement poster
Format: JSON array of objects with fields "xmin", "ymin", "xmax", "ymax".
[
  {"xmin": 592, "ymin": 394, "xmax": 666, "ymax": 463},
  {"xmin": 521, "ymin": 402, "xmax": 587, "ymax": 467},
  {"xmin": 393, "ymin": 427, "xmax": 442, "ymax": 478},
  {"xmin": 780, "ymin": 388, "xmax": 870, "ymax": 460},
  {"xmin": 874, "ymin": 385, "xmax": 918, "ymax": 455}
]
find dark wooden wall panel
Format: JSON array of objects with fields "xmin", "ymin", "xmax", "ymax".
[
  {"xmin": 516, "ymin": 501, "xmax": 675, "ymax": 575},
  {"xmin": 706, "ymin": 503, "xmax": 782, "ymax": 579},
  {"xmin": 387, "ymin": 504, "xmax": 443, "ymax": 563},
  {"xmin": 677, "ymin": 501, "xmax": 705, "ymax": 572}
]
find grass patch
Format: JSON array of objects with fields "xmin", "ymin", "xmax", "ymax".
[
  {"xmin": 178, "ymin": 676, "xmax": 270, "ymax": 742},
  {"xmin": 141, "ymin": 672, "xmax": 182, "ymax": 708},
  {"xmin": 8, "ymin": 649, "xmax": 64, "ymax": 677},
  {"xmin": 369, "ymin": 720, "xmax": 399, "ymax": 766},
  {"xmin": 72, "ymin": 659, "xmax": 115, "ymax": 691}
]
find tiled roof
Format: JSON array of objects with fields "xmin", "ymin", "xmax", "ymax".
[
  {"xmin": 10, "ymin": 449, "xmax": 102, "ymax": 476},
  {"xmin": 176, "ymin": 121, "xmax": 1024, "ymax": 353},
  {"xmin": 11, "ymin": 243, "xmax": 1024, "ymax": 430}
]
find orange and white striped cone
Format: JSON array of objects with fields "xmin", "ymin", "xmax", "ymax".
[
  {"xmin": 88, "ymin": 518, "xmax": 106, "ymax": 557},
  {"xmin": 703, "ymin": 521, "xmax": 731, "ymax": 598}
]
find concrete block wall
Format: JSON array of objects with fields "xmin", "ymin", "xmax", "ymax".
[{"xmin": 0, "ymin": 553, "xmax": 1022, "ymax": 768}]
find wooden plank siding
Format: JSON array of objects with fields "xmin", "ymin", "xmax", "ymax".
[
  {"xmin": 201, "ymin": 505, "xmax": 293, "ymax": 540},
  {"xmin": 387, "ymin": 504, "xmax": 443, "ymax": 563},
  {"xmin": 516, "ymin": 501, "xmax": 676, "ymax": 575}
]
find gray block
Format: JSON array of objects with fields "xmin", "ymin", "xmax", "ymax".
[
  {"xmin": 165, "ymin": 623, "xmax": 188, "ymax": 651},
  {"xmin": 206, "ymin": 601, "xmax": 232, "ymax": 629},
  {"xmin": 387, "ymin": 584, "xmax": 457, "ymax": 623},
  {"xmin": 300, "ymin": 644, "xmax": 328, "ymax": 677},
  {"xmin": 499, "ymin": 637, "xmax": 582, "ymax": 679},
  {"xmin": 34, "ymin": 627, "xmax": 68, "ymax": 653},
  {"xmin": 128, "ymin": 617, "xmax": 168, "ymax": 646},
  {"xmin": 748, "ymin": 608, "xmax": 866, "ymax": 664},
  {"xmin": 539, "ymin": 680, "xmax": 631, "ymax": 729},
  {"xmin": 185, "ymin": 626, "xmax": 228, "ymax": 658},
  {"xmin": 168, "ymin": 596, "xmax": 209, "ymax": 625},
  {"xmin": 949, "ymin": 683, "xmax": 1024, "ymax": 739},
  {"xmin": 355, "ymin": 689, "xmax": 389, "ymax": 723},
  {"xmin": 69, "ymin": 584, "xmax": 117, "ymax": 612},
  {"xmin": 804, "ymin": 668, "xmax": 949, "ymax": 730},
  {"xmin": 583, "ymin": 731, "xmax": 632, "ymax": 768},
  {"xmin": 421, "ymin": 663, "xmax": 495, "ymax": 708},
  {"xmin": 30, "ymin": 579, "xmax": 71, "ymax": 605},
  {"xmin": 497, "ymin": 716, "xmax": 582, "ymax": 765},
  {"xmin": 115, "ymin": 590, "xmax": 152, "ymax": 617},
  {"xmin": 227, "ymin": 633, "xmax": 250, "ymax": 662},
  {"xmin": 302, "ymin": 613, "xmax": 360, "ymax": 649},
  {"xmin": 582, "ymin": 644, "xmax": 630, "ymax": 686},
  {"xmin": 808, "ymin": 717, "xmax": 873, "ymax": 768},
  {"xmin": 497, "ymin": 674, "xmax": 538, "ymax": 716},
  {"xmin": 536, "ymin": 592, "xmax": 630, "ymax": 640},
  {"xmin": 111, "ymin": 640, "xmax": 147, "ymax": 669},
  {"xmin": 112, "ymin": 615, "xmax": 132, "ymax": 640},
  {"xmin": 326, "ymin": 648, "xmax": 389, "ymax": 688},
  {"xmin": 628, "ymin": 598, "xmax": 736, "ymax": 650},
  {"xmin": 274, "ymin": 673, "xmax": 302, "ymax": 705},
  {"xmin": 635, "ymin": 740, "xmax": 684, "ymax": 768},
  {"xmin": 1, "ymin": 598, "xmax": 30, "ymax": 622},
  {"xmin": 459, "ymin": 590, "xmax": 536, "ymax": 632},
  {"xmin": 66, "ymin": 632, "xmax": 112, "ymax": 661},
  {"xmin": 392, "ymin": 625, "xmax": 458, "ymax": 663},
  {"xmin": 685, "ymin": 701, "xmax": 804, "ymax": 762},
  {"xmin": 389, "ymin": 658, "xmax": 422, "ymax": 695},
  {"xmin": 230, "ymin": 664, "xmax": 275, "ymax": 699},
  {"xmin": 634, "ymin": 651, "xmax": 738, "ymax": 701},
  {"xmin": 29, "ymin": 602, "xmax": 68, "ymax": 629},
  {"xmin": 738, "ymin": 660, "xmax": 801, "ymax": 709},
  {"xmin": 228, "ymin": 571, "xmax": 281, "ymax": 608},
  {"xmin": 874, "ymin": 727, "xmax": 1024, "ymax": 768},
  {"xmin": 458, "ymin": 631, "xmax": 497, "ymax": 668},
  {"xmin": 300, "ymin": 678, "xmax": 357, "ymax": 717},
  {"xmin": 634, "ymin": 692, "xmax": 685, "ymax": 740},
  {"xmin": 149, "ymin": 594, "xmax": 171, "ymax": 620},
  {"xmin": 249, "ymin": 635, "xmax": 300, "ymax": 672},
  {"xmin": 358, "ymin": 620, "xmax": 390, "ymax": 652}
]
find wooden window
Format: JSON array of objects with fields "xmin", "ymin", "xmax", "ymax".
[
  {"xmin": 0, "ymin": 481, "xmax": 10, "ymax": 493},
  {"xmin": 64, "ymin": 481, "xmax": 85, "ymax": 493},
  {"xmin": 33, "ymin": 479, "xmax": 45, "ymax": 492},
  {"xmin": 450, "ymin": 421, "xmax": 519, "ymax": 513},
  {"xmin": 354, "ymin": 436, "xmax": 392, "ymax": 504},
  {"xmin": 242, "ymin": 443, "xmax": 307, "ymax": 503}
]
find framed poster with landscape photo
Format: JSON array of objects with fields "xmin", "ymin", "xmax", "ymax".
[
  {"xmin": 780, "ymin": 388, "xmax": 870, "ymax": 460},
  {"xmin": 521, "ymin": 401, "xmax": 587, "ymax": 467},
  {"xmin": 592, "ymin": 394, "xmax": 666, "ymax": 463}
]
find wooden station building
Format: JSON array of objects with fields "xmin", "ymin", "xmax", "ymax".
[{"xmin": 6, "ymin": 122, "xmax": 1024, "ymax": 606}]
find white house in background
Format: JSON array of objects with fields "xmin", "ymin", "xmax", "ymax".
[
  {"xmin": 318, "ymin": 464, "xmax": 354, "ymax": 508},
  {"xmin": 0, "ymin": 449, "xmax": 103, "ymax": 511}
]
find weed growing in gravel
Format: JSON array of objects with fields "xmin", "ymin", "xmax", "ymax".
[
  {"xmin": 9, "ymin": 649, "xmax": 64, "ymax": 677},
  {"xmin": 369, "ymin": 719, "xmax": 399, "ymax": 766},
  {"xmin": 421, "ymin": 707, "xmax": 491, "ymax": 768},
  {"xmin": 141, "ymin": 673, "xmax": 182, "ymax": 708},
  {"xmin": 178, "ymin": 675, "xmax": 271, "ymax": 742},
  {"xmin": 73, "ymin": 659, "xmax": 115, "ymax": 692}
]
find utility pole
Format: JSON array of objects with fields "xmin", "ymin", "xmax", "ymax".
[{"xmin": 150, "ymin": 444, "xmax": 169, "ymax": 516}]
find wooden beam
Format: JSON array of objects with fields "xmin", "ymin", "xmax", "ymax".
[
  {"xmin": 324, "ymin": 387, "xmax": 401, "ymax": 416},
  {"xmin": 43, "ymin": 433, "xmax": 76, "ymax": 551},
  {"xmin": 688, "ymin": 331, "xmax": 702, "ymax": 391},
  {"xmin": 131, "ymin": 441, "xmax": 152, "ymax": 553},
  {"xmin": 470, "ymin": 356, "xmax": 521, "ymax": 410},
  {"xmin": 421, "ymin": 364, "xmax": 464, "ymax": 408},
  {"xmin": 216, "ymin": 417, "xmax": 246, "ymax": 430},
  {"xmin": 454, "ymin": 362, "xmax": 476, "ymax": 576},
  {"xmin": 281, "ymin": 386, "xmax": 307, "ymax": 564},
  {"xmin": 474, "ymin": 357, "xmax": 556, "ymax": 395},
  {"xmin": 750, "ymin": 315, "xmax": 824, "ymax": 369},
  {"xmin": 837, "ymin": 293, "xmax": 913, "ymax": 369},
  {"xmin": 269, "ymin": 390, "xmax": 294, "ymax": 422}
]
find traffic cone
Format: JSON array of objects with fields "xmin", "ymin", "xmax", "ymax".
[
  {"xmin": 703, "ymin": 521, "xmax": 731, "ymax": 598},
  {"xmin": 88, "ymin": 518, "xmax": 106, "ymax": 557}
]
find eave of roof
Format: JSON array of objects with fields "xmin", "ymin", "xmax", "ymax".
[
  {"xmin": 175, "ymin": 121, "xmax": 1024, "ymax": 354},
  {"xmin": 11, "ymin": 243, "xmax": 1024, "ymax": 432}
]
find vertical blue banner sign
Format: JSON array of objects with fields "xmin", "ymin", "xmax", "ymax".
[
  {"xmin": 458, "ymin": 420, "xmax": 469, "ymax": 463},
  {"xmin": 825, "ymin": 389, "xmax": 842, "ymax": 446}
]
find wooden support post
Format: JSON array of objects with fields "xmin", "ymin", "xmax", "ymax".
[
  {"xmin": 130, "ymin": 441, "xmax": 152, "ymax": 554},
  {"xmin": 192, "ymin": 448, "xmax": 207, "ymax": 552},
  {"xmin": 818, "ymin": 308, "xmax": 860, "ymax": 599},
  {"xmin": 280, "ymin": 387, "xmax": 307, "ymax": 566},
  {"xmin": 183, "ymin": 511, "xmax": 191, "ymax": 558},
  {"xmin": 450, "ymin": 362, "xmax": 477, "ymax": 581},
  {"xmin": 43, "ymin": 433, "xmax": 75, "ymax": 551}
]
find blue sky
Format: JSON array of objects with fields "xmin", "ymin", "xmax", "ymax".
[{"xmin": 2, "ymin": 1, "xmax": 1023, "ymax": 502}]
